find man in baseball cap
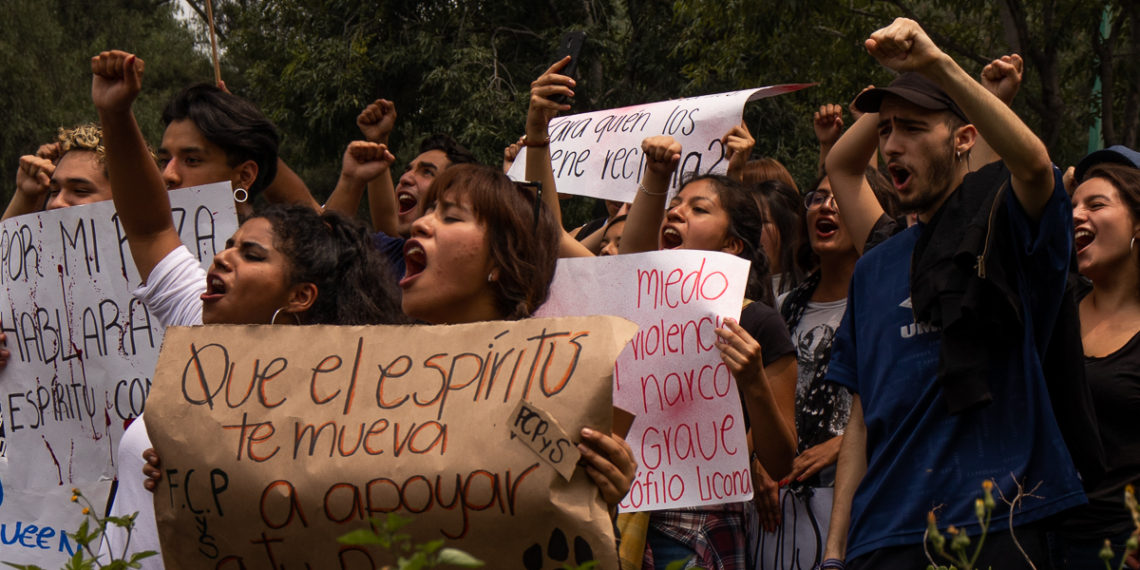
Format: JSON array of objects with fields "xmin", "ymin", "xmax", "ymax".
[{"xmin": 819, "ymin": 17, "xmax": 1086, "ymax": 570}]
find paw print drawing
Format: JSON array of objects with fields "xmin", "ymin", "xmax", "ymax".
[{"xmin": 522, "ymin": 527, "xmax": 595, "ymax": 569}]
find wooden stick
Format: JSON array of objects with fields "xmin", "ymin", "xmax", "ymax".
[{"xmin": 204, "ymin": 0, "xmax": 222, "ymax": 85}]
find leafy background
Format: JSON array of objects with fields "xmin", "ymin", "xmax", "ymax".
[{"xmin": 2, "ymin": 0, "xmax": 1136, "ymax": 227}]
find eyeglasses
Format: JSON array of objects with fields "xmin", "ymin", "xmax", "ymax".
[
  {"xmin": 804, "ymin": 190, "xmax": 838, "ymax": 211},
  {"xmin": 514, "ymin": 180, "xmax": 543, "ymax": 231}
]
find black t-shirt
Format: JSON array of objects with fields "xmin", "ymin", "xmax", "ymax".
[
  {"xmin": 736, "ymin": 300, "xmax": 796, "ymax": 431},
  {"xmin": 739, "ymin": 300, "xmax": 796, "ymax": 366},
  {"xmin": 1060, "ymin": 328, "xmax": 1140, "ymax": 537}
]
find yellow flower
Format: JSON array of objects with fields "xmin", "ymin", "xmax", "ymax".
[
  {"xmin": 82, "ymin": 507, "xmax": 90, "ymax": 515},
  {"xmin": 1100, "ymin": 539, "xmax": 1115, "ymax": 561}
]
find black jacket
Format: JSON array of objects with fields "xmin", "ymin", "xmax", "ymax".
[{"xmin": 867, "ymin": 162, "xmax": 1106, "ymax": 489}]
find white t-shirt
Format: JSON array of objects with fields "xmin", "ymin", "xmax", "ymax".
[
  {"xmin": 788, "ymin": 298, "xmax": 850, "ymax": 439},
  {"xmin": 101, "ymin": 246, "xmax": 204, "ymax": 568}
]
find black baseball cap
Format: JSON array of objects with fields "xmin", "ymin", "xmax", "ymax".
[{"xmin": 853, "ymin": 72, "xmax": 969, "ymax": 124}]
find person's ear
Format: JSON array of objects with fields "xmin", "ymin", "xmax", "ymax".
[
  {"xmin": 720, "ymin": 235, "xmax": 744, "ymax": 256},
  {"xmin": 285, "ymin": 282, "xmax": 318, "ymax": 315},
  {"xmin": 233, "ymin": 159, "xmax": 259, "ymax": 194},
  {"xmin": 954, "ymin": 124, "xmax": 978, "ymax": 157}
]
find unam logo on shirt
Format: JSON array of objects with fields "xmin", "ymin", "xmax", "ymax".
[{"xmin": 898, "ymin": 296, "xmax": 940, "ymax": 339}]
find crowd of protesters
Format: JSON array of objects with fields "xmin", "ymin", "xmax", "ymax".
[{"xmin": 3, "ymin": 16, "xmax": 1139, "ymax": 570}]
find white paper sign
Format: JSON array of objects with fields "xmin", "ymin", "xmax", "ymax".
[
  {"xmin": 508, "ymin": 84, "xmax": 813, "ymax": 201},
  {"xmin": 536, "ymin": 250, "xmax": 754, "ymax": 511},
  {"xmin": 0, "ymin": 183, "xmax": 237, "ymax": 566}
]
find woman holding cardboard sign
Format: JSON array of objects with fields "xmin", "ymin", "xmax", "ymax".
[
  {"xmin": 397, "ymin": 161, "xmax": 638, "ymax": 505},
  {"xmin": 90, "ymin": 49, "xmax": 405, "ymax": 567}
]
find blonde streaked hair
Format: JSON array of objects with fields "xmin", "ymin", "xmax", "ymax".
[{"xmin": 57, "ymin": 123, "xmax": 106, "ymax": 163}]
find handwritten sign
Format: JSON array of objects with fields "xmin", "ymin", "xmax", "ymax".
[
  {"xmin": 507, "ymin": 85, "xmax": 812, "ymax": 200},
  {"xmin": 146, "ymin": 317, "xmax": 636, "ymax": 569},
  {"xmin": 508, "ymin": 400, "xmax": 581, "ymax": 481},
  {"xmin": 537, "ymin": 251, "xmax": 753, "ymax": 511},
  {"xmin": 0, "ymin": 183, "xmax": 237, "ymax": 567}
]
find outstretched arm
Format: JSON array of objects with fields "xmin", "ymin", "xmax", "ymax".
[
  {"xmin": 814, "ymin": 104, "xmax": 845, "ymax": 175},
  {"xmin": 970, "ymin": 54, "xmax": 1024, "ymax": 171},
  {"xmin": 619, "ymin": 136, "xmax": 679, "ymax": 254},
  {"xmin": 524, "ymin": 57, "xmax": 594, "ymax": 257},
  {"xmin": 4, "ymin": 154, "xmax": 55, "ymax": 221},
  {"xmin": 92, "ymin": 50, "xmax": 182, "ymax": 282},
  {"xmin": 324, "ymin": 141, "xmax": 396, "ymax": 219},
  {"xmin": 264, "ymin": 160, "xmax": 320, "ymax": 211},
  {"xmin": 866, "ymin": 19, "xmax": 1053, "ymax": 219},
  {"xmin": 355, "ymin": 99, "xmax": 401, "ymax": 235},
  {"xmin": 722, "ymin": 123, "xmax": 755, "ymax": 182},
  {"xmin": 826, "ymin": 110, "xmax": 885, "ymax": 255}
]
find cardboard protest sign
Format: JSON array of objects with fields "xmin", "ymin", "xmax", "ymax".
[
  {"xmin": 507, "ymin": 84, "xmax": 812, "ymax": 200},
  {"xmin": 0, "ymin": 183, "xmax": 236, "ymax": 566},
  {"xmin": 537, "ymin": 251, "xmax": 754, "ymax": 511},
  {"xmin": 147, "ymin": 316, "xmax": 636, "ymax": 569}
]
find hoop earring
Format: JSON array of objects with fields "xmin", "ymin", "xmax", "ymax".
[
  {"xmin": 233, "ymin": 187, "xmax": 249, "ymax": 203},
  {"xmin": 270, "ymin": 307, "xmax": 302, "ymax": 325}
]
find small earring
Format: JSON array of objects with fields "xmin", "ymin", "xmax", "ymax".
[
  {"xmin": 270, "ymin": 307, "xmax": 302, "ymax": 325},
  {"xmin": 487, "ymin": 272, "xmax": 495, "ymax": 283},
  {"xmin": 955, "ymin": 150, "xmax": 962, "ymax": 161},
  {"xmin": 233, "ymin": 187, "xmax": 249, "ymax": 203},
  {"xmin": 1132, "ymin": 237, "xmax": 1136, "ymax": 252}
]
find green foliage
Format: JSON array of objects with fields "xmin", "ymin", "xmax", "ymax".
[
  {"xmin": 0, "ymin": 0, "xmax": 210, "ymax": 206},
  {"xmin": 7, "ymin": 0, "xmax": 1140, "ymax": 224},
  {"xmin": 337, "ymin": 513, "xmax": 483, "ymax": 569},
  {"xmin": 3, "ymin": 488, "xmax": 156, "ymax": 570}
]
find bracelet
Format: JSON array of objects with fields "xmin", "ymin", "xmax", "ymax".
[
  {"xmin": 817, "ymin": 558, "xmax": 846, "ymax": 570},
  {"xmin": 638, "ymin": 182, "xmax": 668, "ymax": 196},
  {"xmin": 523, "ymin": 135, "xmax": 550, "ymax": 148}
]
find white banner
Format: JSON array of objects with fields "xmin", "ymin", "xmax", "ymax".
[
  {"xmin": 537, "ymin": 250, "xmax": 754, "ymax": 511},
  {"xmin": 0, "ymin": 183, "xmax": 237, "ymax": 566},
  {"xmin": 508, "ymin": 84, "xmax": 813, "ymax": 200}
]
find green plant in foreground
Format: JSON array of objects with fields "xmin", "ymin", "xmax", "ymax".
[
  {"xmin": 924, "ymin": 480, "xmax": 997, "ymax": 570},
  {"xmin": 4, "ymin": 487, "xmax": 156, "ymax": 570},
  {"xmin": 338, "ymin": 514, "xmax": 483, "ymax": 570},
  {"xmin": 1098, "ymin": 484, "xmax": 1140, "ymax": 570}
]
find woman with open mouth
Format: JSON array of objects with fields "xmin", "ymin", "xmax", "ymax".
[
  {"xmin": 91, "ymin": 49, "xmax": 406, "ymax": 568},
  {"xmin": 1051, "ymin": 147, "xmax": 1140, "ymax": 569},
  {"xmin": 398, "ymin": 160, "xmax": 639, "ymax": 515},
  {"xmin": 618, "ymin": 135, "xmax": 798, "ymax": 570},
  {"xmin": 758, "ymin": 174, "xmax": 866, "ymax": 567}
]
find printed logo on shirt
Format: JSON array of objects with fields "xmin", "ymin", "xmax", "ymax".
[{"xmin": 898, "ymin": 296, "xmax": 940, "ymax": 339}]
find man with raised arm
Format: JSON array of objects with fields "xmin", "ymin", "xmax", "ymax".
[{"xmin": 819, "ymin": 18, "xmax": 1086, "ymax": 569}]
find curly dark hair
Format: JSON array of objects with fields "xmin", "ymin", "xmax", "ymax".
[
  {"xmin": 681, "ymin": 173, "xmax": 774, "ymax": 306},
  {"xmin": 163, "ymin": 84, "xmax": 279, "ymax": 199},
  {"xmin": 422, "ymin": 164, "xmax": 559, "ymax": 319},
  {"xmin": 254, "ymin": 205, "xmax": 405, "ymax": 325}
]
